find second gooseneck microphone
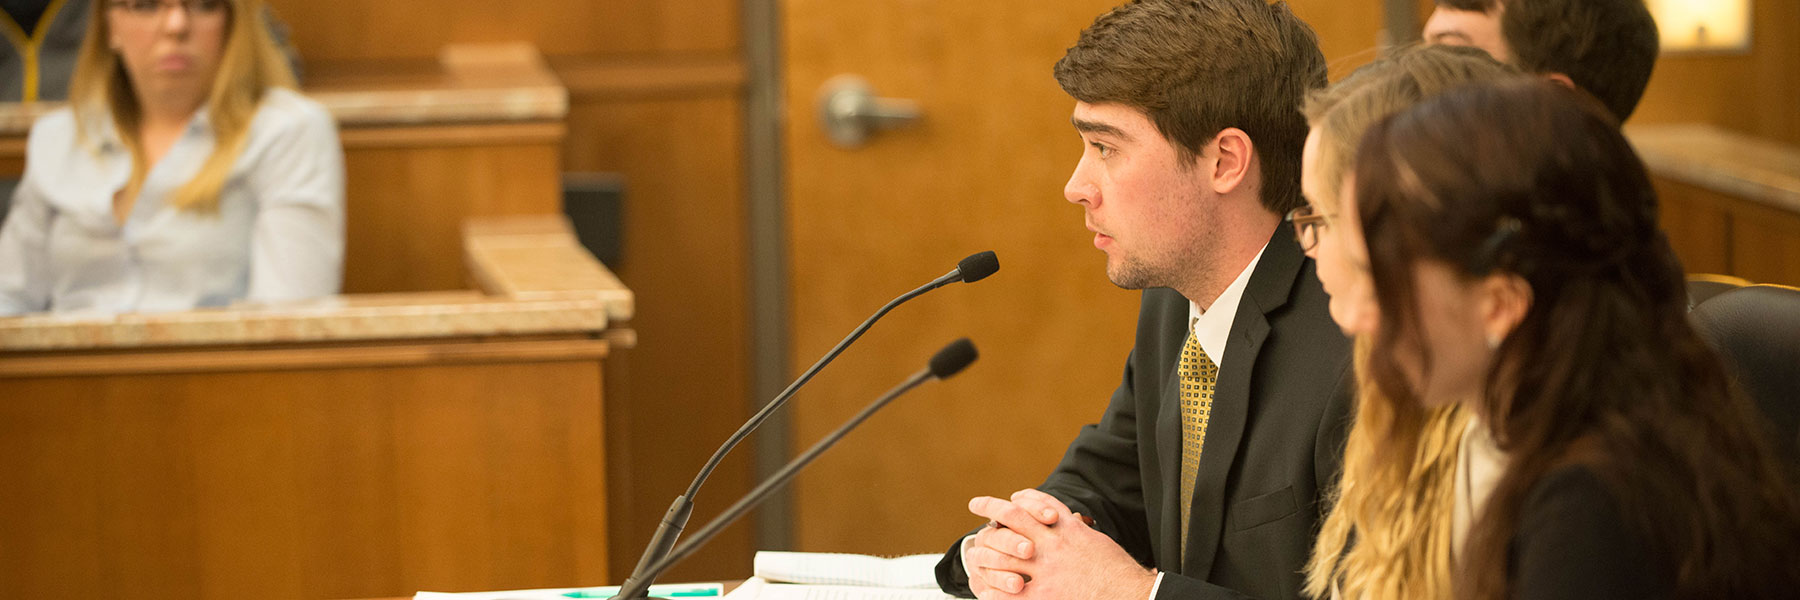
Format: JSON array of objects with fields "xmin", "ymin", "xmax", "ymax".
[
  {"xmin": 612, "ymin": 339, "xmax": 980, "ymax": 600},
  {"xmin": 613, "ymin": 251, "xmax": 1000, "ymax": 598}
]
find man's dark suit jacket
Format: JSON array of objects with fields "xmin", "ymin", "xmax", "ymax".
[{"xmin": 937, "ymin": 224, "xmax": 1353, "ymax": 599}]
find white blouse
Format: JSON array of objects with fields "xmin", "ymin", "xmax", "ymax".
[
  {"xmin": 0, "ymin": 87, "xmax": 344, "ymax": 316},
  {"xmin": 1452, "ymin": 416, "xmax": 1509, "ymax": 560}
]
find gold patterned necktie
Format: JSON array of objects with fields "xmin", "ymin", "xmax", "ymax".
[{"xmin": 1178, "ymin": 317, "xmax": 1218, "ymax": 561}]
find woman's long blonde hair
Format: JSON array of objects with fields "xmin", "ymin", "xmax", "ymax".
[
  {"xmin": 1300, "ymin": 45, "xmax": 1516, "ymax": 600},
  {"xmin": 1308, "ymin": 341, "xmax": 1467, "ymax": 600},
  {"xmin": 68, "ymin": 0, "xmax": 297, "ymax": 212}
]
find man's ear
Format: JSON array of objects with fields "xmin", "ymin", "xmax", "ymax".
[
  {"xmin": 1208, "ymin": 127, "xmax": 1254, "ymax": 196},
  {"xmin": 1543, "ymin": 72, "xmax": 1576, "ymax": 90},
  {"xmin": 1479, "ymin": 273, "xmax": 1533, "ymax": 347}
]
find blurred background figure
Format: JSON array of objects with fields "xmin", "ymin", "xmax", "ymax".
[{"xmin": 0, "ymin": 0, "xmax": 342, "ymax": 315}]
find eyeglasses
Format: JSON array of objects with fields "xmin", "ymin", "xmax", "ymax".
[
  {"xmin": 1286, "ymin": 205, "xmax": 1335, "ymax": 253},
  {"xmin": 109, "ymin": 0, "xmax": 227, "ymax": 17}
]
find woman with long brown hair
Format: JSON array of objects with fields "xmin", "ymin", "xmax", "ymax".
[
  {"xmin": 1353, "ymin": 78, "xmax": 1800, "ymax": 597},
  {"xmin": 0, "ymin": 0, "xmax": 341, "ymax": 314}
]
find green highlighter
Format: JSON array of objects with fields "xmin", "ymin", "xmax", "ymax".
[{"xmin": 561, "ymin": 582, "xmax": 724, "ymax": 598}]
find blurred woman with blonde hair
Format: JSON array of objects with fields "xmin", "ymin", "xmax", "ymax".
[
  {"xmin": 1289, "ymin": 44, "xmax": 1517, "ymax": 599},
  {"xmin": 0, "ymin": 0, "xmax": 342, "ymax": 314}
]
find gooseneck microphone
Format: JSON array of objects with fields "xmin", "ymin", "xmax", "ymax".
[
  {"xmin": 614, "ymin": 253, "xmax": 999, "ymax": 598},
  {"xmin": 612, "ymin": 339, "xmax": 980, "ymax": 600}
]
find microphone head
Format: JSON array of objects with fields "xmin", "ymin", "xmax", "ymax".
[
  {"xmin": 928, "ymin": 338, "xmax": 979, "ymax": 379},
  {"xmin": 956, "ymin": 251, "xmax": 1000, "ymax": 283}
]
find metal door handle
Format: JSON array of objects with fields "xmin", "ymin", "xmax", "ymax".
[{"xmin": 817, "ymin": 75, "xmax": 921, "ymax": 148}]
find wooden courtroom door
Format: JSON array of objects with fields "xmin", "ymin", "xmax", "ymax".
[
  {"xmin": 779, "ymin": 0, "xmax": 1385, "ymax": 555},
  {"xmin": 781, "ymin": 0, "xmax": 1141, "ymax": 555}
]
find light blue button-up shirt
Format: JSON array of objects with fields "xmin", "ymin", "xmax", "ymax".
[{"xmin": 0, "ymin": 88, "xmax": 345, "ymax": 316}]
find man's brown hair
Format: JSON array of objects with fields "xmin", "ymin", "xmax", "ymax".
[
  {"xmin": 1436, "ymin": 0, "xmax": 1659, "ymax": 121},
  {"xmin": 1054, "ymin": 0, "xmax": 1327, "ymax": 214}
]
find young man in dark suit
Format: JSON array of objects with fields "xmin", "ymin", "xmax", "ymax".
[{"xmin": 933, "ymin": 1, "xmax": 1351, "ymax": 599}]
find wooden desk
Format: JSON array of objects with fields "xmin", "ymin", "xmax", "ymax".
[
  {"xmin": 0, "ymin": 43, "xmax": 571, "ymax": 295},
  {"xmin": 1628, "ymin": 124, "xmax": 1800, "ymax": 286},
  {"xmin": 365, "ymin": 580, "xmax": 745, "ymax": 600},
  {"xmin": 0, "ymin": 217, "xmax": 630, "ymax": 600}
]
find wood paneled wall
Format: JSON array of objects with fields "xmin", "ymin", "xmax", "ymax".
[
  {"xmin": 1405, "ymin": 0, "xmax": 1800, "ymax": 284},
  {"xmin": 338, "ymin": 124, "xmax": 565, "ymax": 293},
  {"xmin": 1291, "ymin": 0, "xmax": 1387, "ymax": 79},
  {"xmin": 1633, "ymin": 0, "xmax": 1800, "ymax": 145},
  {"xmin": 1625, "ymin": 2, "xmax": 1800, "ymax": 283},
  {"xmin": 563, "ymin": 74, "xmax": 756, "ymax": 584},
  {"xmin": 265, "ymin": 0, "xmax": 753, "ymax": 584},
  {"xmin": 267, "ymin": 1, "xmax": 740, "ymax": 62},
  {"xmin": 1657, "ymin": 177, "xmax": 1800, "ymax": 286}
]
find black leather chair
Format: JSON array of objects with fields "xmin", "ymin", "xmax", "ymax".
[
  {"xmin": 1691, "ymin": 284, "xmax": 1800, "ymax": 468},
  {"xmin": 1687, "ymin": 273, "xmax": 1751, "ymax": 310}
]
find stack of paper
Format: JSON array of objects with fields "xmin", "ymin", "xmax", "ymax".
[{"xmin": 727, "ymin": 552, "xmax": 956, "ymax": 600}]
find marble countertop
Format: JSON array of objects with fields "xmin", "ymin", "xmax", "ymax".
[
  {"xmin": 0, "ymin": 43, "xmax": 567, "ymax": 135},
  {"xmin": 1626, "ymin": 123, "xmax": 1800, "ymax": 215},
  {"xmin": 0, "ymin": 216, "xmax": 631, "ymax": 352}
]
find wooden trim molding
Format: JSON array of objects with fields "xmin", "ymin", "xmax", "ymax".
[
  {"xmin": 0, "ymin": 337, "xmax": 616, "ymax": 378},
  {"xmin": 338, "ymin": 121, "xmax": 568, "ymax": 149}
]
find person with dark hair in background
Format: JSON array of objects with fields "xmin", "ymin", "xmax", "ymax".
[
  {"xmin": 1423, "ymin": 0, "xmax": 1658, "ymax": 121},
  {"xmin": 1352, "ymin": 78, "xmax": 1800, "ymax": 598},
  {"xmin": 934, "ymin": 1, "xmax": 1353, "ymax": 598}
]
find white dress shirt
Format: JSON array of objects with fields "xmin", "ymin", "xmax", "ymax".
[
  {"xmin": 1186, "ymin": 244, "xmax": 1266, "ymax": 366},
  {"xmin": 0, "ymin": 87, "xmax": 345, "ymax": 316},
  {"xmin": 964, "ymin": 243, "xmax": 1268, "ymax": 599}
]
